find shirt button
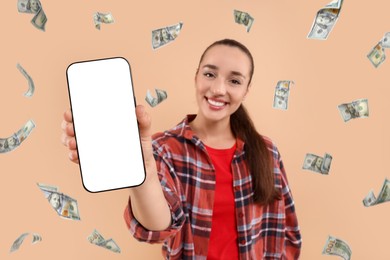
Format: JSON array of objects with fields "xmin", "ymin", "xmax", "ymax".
[
  {"xmin": 240, "ymin": 239, "xmax": 246, "ymax": 245},
  {"xmin": 234, "ymin": 186, "xmax": 240, "ymax": 191},
  {"xmin": 238, "ymin": 212, "xmax": 244, "ymax": 218}
]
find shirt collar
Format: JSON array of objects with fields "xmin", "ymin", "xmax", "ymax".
[{"xmin": 169, "ymin": 114, "xmax": 245, "ymax": 153}]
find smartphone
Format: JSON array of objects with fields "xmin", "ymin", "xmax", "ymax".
[{"xmin": 66, "ymin": 57, "xmax": 146, "ymax": 192}]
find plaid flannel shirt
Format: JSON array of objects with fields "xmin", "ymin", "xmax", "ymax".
[{"xmin": 124, "ymin": 115, "xmax": 302, "ymax": 259}]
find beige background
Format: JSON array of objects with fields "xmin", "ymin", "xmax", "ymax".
[{"xmin": 1, "ymin": 0, "xmax": 389, "ymax": 259}]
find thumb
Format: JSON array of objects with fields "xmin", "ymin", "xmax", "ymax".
[{"xmin": 135, "ymin": 105, "xmax": 152, "ymax": 140}]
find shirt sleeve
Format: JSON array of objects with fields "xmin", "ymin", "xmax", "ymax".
[
  {"xmin": 277, "ymin": 147, "xmax": 302, "ymax": 259},
  {"xmin": 123, "ymin": 143, "xmax": 186, "ymax": 244}
]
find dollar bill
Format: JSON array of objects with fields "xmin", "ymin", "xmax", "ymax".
[
  {"xmin": 321, "ymin": 153, "xmax": 333, "ymax": 175},
  {"xmin": 363, "ymin": 178, "xmax": 390, "ymax": 207},
  {"xmin": 97, "ymin": 238, "xmax": 121, "ymax": 253},
  {"xmin": 10, "ymin": 233, "xmax": 29, "ymax": 253},
  {"xmin": 31, "ymin": 233, "xmax": 42, "ymax": 244},
  {"xmin": 307, "ymin": 0, "xmax": 344, "ymax": 40},
  {"xmin": 380, "ymin": 32, "xmax": 390, "ymax": 48},
  {"xmin": 37, "ymin": 183, "xmax": 81, "ymax": 220},
  {"xmin": 145, "ymin": 89, "xmax": 168, "ymax": 107},
  {"xmin": 337, "ymin": 98, "xmax": 369, "ymax": 122},
  {"xmin": 17, "ymin": 0, "xmax": 47, "ymax": 31},
  {"xmin": 152, "ymin": 22, "xmax": 183, "ymax": 49},
  {"xmin": 367, "ymin": 42, "xmax": 386, "ymax": 68},
  {"xmin": 16, "ymin": 63, "xmax": 35, "ymax": 97},
  {"xmin": 10, "ymin": 232, "xmax": 42, "ymax": 253},
  {"xmin": 37, "ymin": 183, "xmax": 58, "ymax": 192},
  {"xmin": 233, "ymin": 10, "xmax": 254, "ymax": 32},
  {"xmin": 88, "ymin": 229, "xmax": 106, "ymax": 245},
  {"xmin": 0, "ymin": 119, "xmax": 35, "ymax": 153},
  {"xmin": 166, "ymin": 23, "xmax": 183, "ymax": 39},
  {"xmin": 272, "ymin": 80, "xmax": 293, "ymax": 110},
  {"xmin": 302, "ymin": 153, "xmax": 332, "ymax": 175},
  {"xmin": 93, "ymin": 12, "xmax": 114, "ymax": 30},
  {"xmin": 322, "ymin": 235, "xmax": 352, "ymax": 260},
  {"xmin": 88, "ymin": 229, "xmax": 121, "ymax": 253}
]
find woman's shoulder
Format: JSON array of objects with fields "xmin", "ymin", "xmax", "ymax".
[
  {"xmin": 261, "ymin": 134, "xmax": 277, "ymax": 151},
  {"xmin": 151, "ymin": 117, "xmax": 193, "ymax": 150}
]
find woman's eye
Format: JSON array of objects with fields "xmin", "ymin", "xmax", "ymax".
[
  {"xmin": 231, "ymin": 79, "xmax": 241, "ymax": 85},
  {"xmin": 203, "ymin": 72, "xmax": 214, "ymax": 78}
]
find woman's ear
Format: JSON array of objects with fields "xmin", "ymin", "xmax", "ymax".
[
  {"xmin": 243, "ymin": 83, "xmax": 251, "ymax": 101},
  {"xmin": 194, "ymin": 68, "xmax": 199, "ymax": 85}
]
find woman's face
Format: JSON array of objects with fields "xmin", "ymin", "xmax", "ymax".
[{"xmin": 194, "ymin": 45, "xmax": 251, "ymax": 124}]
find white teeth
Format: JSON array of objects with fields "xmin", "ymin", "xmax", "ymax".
[{"xmin": 207, "ymin": 98, "xmax": 225, "ymax": 107}]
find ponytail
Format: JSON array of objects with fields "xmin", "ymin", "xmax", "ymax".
[{"xmin": 230, "ymin": 105, "xmax": 281, "ymax": 205}]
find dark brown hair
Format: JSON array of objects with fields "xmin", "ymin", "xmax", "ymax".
[{"xmin": 197, "ymin": 39, "xmax": 281, "ymax": 205}]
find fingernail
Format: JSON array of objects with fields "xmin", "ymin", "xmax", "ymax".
[{"xmin": 69, "ymin": 152, "xmax": 73, "ymax": 160}]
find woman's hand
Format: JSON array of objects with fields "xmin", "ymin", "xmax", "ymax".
[{"xmin": 61, "ymin": 109, "xmax": 79, "ymax": 164}]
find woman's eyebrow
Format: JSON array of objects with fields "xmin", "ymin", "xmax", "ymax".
[
  {"xmin": 202, "ymin": 64, "xmax": 246, "ymax": 78},
  {"xmin": 202, "ymin": 64, "xmax": 218, "ymax": 70}
]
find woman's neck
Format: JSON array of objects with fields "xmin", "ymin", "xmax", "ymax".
[{"xmin": 189, "ymin": 114, "xmax": 235, "ymax": 149}]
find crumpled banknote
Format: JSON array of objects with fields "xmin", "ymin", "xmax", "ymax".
[
  {"xmin": 272, "ymin": 80, "xmax": 294, "ymax": 110},
  {"xmin": 152, "ymin": 22, "xmax": 183, "ymax": 49},
  {"xmin": 337, "ymin": 98, "xmax": 369, "ymax": 122},
  {"xmin": 233, "ymin": 10, "xmax": 254, "ymax": 32},
  {"xmin": 145, "ymin": 88, "xmax": 167, "ymax": 107},
  {"xmin": 37, "ymin": 183, "xmax": 81, "ymax": 220},
  {"xmin": 17, "ymin": 0, "xmax": 47, "ymax": 31},
  {"xmin": 307, "ymin": 0, "xmax": 344, "ymax": 40},
  {"xmin": 93, "ymin": 12, "xmax": 114, "ymax": 30},
  {"xmin": 322, "ymin": 235, "xmax": 351, "ymax": 260},
  {"xmin": 17, "ymin": 63, "xmax": 35, "ymax": 97},
  {"xmin": 87, "ymin": 229, "xmax": 121, "ymax": 253},
  {"xmin": 10, "ymin": 232, "xmax": 42, "ymax": 253},
  {"xmin": 363, "ymin": 178, "xmax": 390, "ymax": 207},
  {"xmin": 367, "ymin": 32, "xmax": 390, "ymax": 68},
  {"xmin": 302, "ymin": 153, "xmax": 332, "ymax": 175},
  {"xmin": 0, "ymin": 120, "xmax": 35, "ymax": 153}
]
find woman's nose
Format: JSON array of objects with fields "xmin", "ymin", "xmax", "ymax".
[{"xmin": 210, "ymin": 79, "xmax": 227, "ymax": 95}]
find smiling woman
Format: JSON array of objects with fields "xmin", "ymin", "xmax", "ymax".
[
  {"xmin": 127, "ymin": 39, "xmax": 302, "ymax": 259},
  {"xmin": 62, "ymin": 39, "xmax": 302, "ymax": 259}
]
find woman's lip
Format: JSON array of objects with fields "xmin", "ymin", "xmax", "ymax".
[{"xmin": 205, "ymin": 97, "xmax": 228, "ymax": 103}]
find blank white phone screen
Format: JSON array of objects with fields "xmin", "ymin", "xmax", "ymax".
[{"xmin": 66, "ymin": 57, "xmax": 145, "ymax": 192}]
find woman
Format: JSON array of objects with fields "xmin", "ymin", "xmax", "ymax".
[{"xmin": 61, "ymin": 39, "xmax": 302, "ymax": 259}]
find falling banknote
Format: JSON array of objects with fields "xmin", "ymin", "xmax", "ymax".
[
  {"xmin": 17, "ymin": 0, "xmax": 47, "ymax": 31},
  {"xmin": 93, "ymin": 12, "xmax": 114, "ymax": 30},
  {"xmin": 152, "ymin": 22, "xmax": 183, "ymax": 49},
  {"xmin": 322, "ymin": 235, "xmax": 352, "ymax": 260},
  {"xmin": 367, "ymin": 32, "xmax": 390, "ymax": 68},
  {"xmin": 380, "ymin": 32, "xmax": 390, "ymax": 48},
  {"xmin": 363, "ymin": 178, "xmax": 390, "ymax": 207},
  {"xmin": 145, "ymin": 89, "xmax": 168, "ymax": 107},
  {"xmin": 337, "ymin": 98, "xmax": 369, "ymax": 122},
  {"xmin": 0, "ymin": 119, "xmax": 35, "ymax": 153},
  {"xmin": 302, "ymin": 153, "xmax": 332, "ymax": 175},
  {"xmin": 233, "ymin": 10, "xmax": 254, "ymax": 32},
  {"xmin": 17, "ymin": 63, "xmax": 35, "ymax": 97},
  {"xmin": 37, "ymin": 183, "xmax": 81, "ymax": 220},
  {"xmin": 87, "ymin": 229, "xmax": 121, "ymax": 253},
  {"xmin": 272, "ymin": 80, "xmax": 294, "ymax": 110},
  {"xmin": 307, "ymin": 0, "xmax": 344, "ymax": 40},
  {"xmin": 10, "ymin": 232, "xmax": 42, "ymax": 253}
]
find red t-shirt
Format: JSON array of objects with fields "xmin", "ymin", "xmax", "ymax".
[{"xmin": 205, "ymin": 143, "xmax": 239, "ymax": 260}]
